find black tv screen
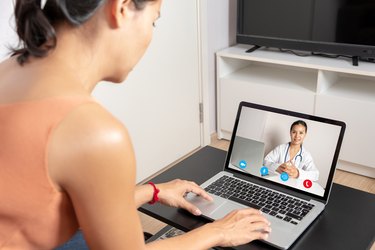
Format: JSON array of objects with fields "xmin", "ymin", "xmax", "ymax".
[{"xmin": 237, "ymin": 0, "xmax": 375, "ymax": 61}]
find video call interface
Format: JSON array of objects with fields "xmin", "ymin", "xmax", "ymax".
[{"xmin": 227, "ymin": 106, "xmax": 342, "ymax": 197}]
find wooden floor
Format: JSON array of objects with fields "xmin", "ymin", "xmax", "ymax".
[{"xmin": 139, "ymin": 135, "xmax": 375, "ymax": 248}]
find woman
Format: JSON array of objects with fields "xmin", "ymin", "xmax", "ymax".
[
  {"xmin": 0, "ymin": 0, "xmax": 271, "ymax": 249},
  {"xmin": 264, "ymin": 120, "xmax": 319, "ymax": 182}
]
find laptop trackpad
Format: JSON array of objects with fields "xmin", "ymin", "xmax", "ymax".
[
  {"xmin": 209, "ymin": 200, "xmax": 247, "ymax": 220},
  {"xmin": 185, "ymin": 194, "xmax": 227, "ymax": 215},
  {"xmin": 186, "ymin": 194, "xmax": 247, "ymax": 220}
]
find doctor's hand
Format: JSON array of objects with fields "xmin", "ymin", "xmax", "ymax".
[
  {"xmin": 156, "ymin": 179, "xmax": 213, "ymax": 216},
  {"xmin": 276, "ymin": 161, "xmax": 299, "ymax": 178}
]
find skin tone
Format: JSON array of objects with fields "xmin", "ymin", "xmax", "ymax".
[
  {"xmin": 0, "ymin": 0, "xmax": 271, "ymax": 249},
  {"xmin": 276, "ymin": 124, "xmax": 307, "ymax": 178}
]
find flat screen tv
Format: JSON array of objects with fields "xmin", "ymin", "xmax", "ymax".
[{"xmin": 237, "ymin": 0, "xmax": 375, "ymax": 65}]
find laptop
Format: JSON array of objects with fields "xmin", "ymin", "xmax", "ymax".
[{"xmin": 185, "ymin": 101, "xmax": 346, "ymax": 249}]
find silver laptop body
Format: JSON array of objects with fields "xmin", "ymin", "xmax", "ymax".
[{"xmin": 186, "ymin": 101, "xmax": 346, "ymax": 249}]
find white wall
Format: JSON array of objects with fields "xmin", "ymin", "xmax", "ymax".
[
  {"xmin": 0, "ymin": 1, "xmax": 16, "ymax": 60},
  {"xmin": 206, "ymin": 0, "xmax": 237, "ymax": 134}
]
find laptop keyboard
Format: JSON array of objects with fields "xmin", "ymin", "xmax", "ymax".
[{"xmin": 204, "ymin": 175, "xmax": 315, "ymax": 225}]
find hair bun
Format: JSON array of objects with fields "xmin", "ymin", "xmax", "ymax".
[
  {"xmin": 14, "ymin": 0, "xmax": 56, "ymax": 65},
  {"xmin": 12, "ymin": 0, "xmax": 155, "ymax": 65}
]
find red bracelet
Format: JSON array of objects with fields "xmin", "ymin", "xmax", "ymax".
[{"xmin": 148, "ymin": 182, "xmax": 160, "ymax": 205}]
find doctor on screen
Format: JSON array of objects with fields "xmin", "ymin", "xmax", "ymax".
[{"xmin": 264, "ymin": 120, "xmax": 319, "ymax": 182}]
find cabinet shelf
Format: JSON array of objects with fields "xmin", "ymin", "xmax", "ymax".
[
  {"xmin": 320, "ymin": 74, "xmax": 375, "ymax": 104},
  {"xmin": 222, "ymin": 63, "xmax": 317, "ymax": 93}
]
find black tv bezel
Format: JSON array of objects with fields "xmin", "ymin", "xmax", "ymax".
[{"xmin": 236, "ymin": 0, "xmax": 375, "ymax": 60}]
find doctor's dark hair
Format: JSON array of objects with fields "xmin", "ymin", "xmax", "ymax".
[
  {"xmin": 13, "ymin": 0, "xmax": 155, "ymax": 65},
  {"xmin": 290, "ymin": 120, "xmax": 307, "ymax": 133}
]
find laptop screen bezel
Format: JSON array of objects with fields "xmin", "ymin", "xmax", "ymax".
[{"xmin": 223, "ymin": 101, "xmax": 346, "ymax": 203}]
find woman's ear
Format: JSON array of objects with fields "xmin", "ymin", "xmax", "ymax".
[{"xmin": 109, "ymin": 0, "xmax": 133, "ymax": 28}]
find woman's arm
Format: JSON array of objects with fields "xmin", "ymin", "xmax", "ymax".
[
  {"xmin": 147, "ymin": 208, "xmax": 271, "ymax": 250},
  {"xmin": 298, "ymin": 152, "xmax": 319, "ymax": 181},
  {"xmin": 48, "ymin": 103, "xmax": 147, "ymax": 250},
  {"xmin": 264, "ymin": 144, "xmax": 284, "ymax": 172},
  {"xmin": 135, "ymin": 179, "xmax": 213, "ymax": 216},
  {"xmin": 135, "ymin": 183, "xmax": 154, "ymax": 207}
]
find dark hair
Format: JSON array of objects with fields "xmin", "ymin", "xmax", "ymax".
[
  {"xmin": 290, "ymin": 120, "xmax": 307, "ymax": 133},
  {"xmin": 13, "ymin": 0, "xmax": 155, "ymax": 65}
]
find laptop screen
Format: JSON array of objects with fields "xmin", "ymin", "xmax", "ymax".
[{"xmin": 226, "ymin": 102, "xmax": 346, "ymax": 200}]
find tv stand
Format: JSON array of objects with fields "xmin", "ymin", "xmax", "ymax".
[
  {"xmin": 216, "ymin": 44, "xmax": 375, "ymax": 179},
  {"xmin": 246, "ymin": 45, "xmax": 261, "ymax": 53},
  {"xmin": 352, "ymin": 56, "xmax": 359, "ymax": 66}
]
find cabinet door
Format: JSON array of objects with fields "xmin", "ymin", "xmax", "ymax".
[
  {"xmin": 0, "ymin": 1, "xmax": 203, "ymax": 183},
  {"xmin": 316, "ymin": 95, "xmax": 375, "ymax": 168}
]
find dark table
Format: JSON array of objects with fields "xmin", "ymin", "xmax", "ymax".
[{"xmin": 139, "ymin": 146, "xmax": 375, "ymax": 250}]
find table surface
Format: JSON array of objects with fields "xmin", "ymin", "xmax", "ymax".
[{"xmin": 139, "ymin": 146, "xmax": 375, "ymax": 250}]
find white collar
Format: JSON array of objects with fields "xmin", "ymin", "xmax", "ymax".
[{"xmin": 41, "ymin": 0, "xmax": 48, "ymax": 9}]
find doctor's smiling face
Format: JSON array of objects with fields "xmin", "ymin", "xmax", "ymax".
[{"xmin": 290, "ymin": 122, "xmax": 307, "ymax": 146}]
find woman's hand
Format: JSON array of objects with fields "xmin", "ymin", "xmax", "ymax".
[
  {"xmin": 146, "ymin": 208, "xmax": 272, "ymax": 249},
  {"xmin": 276, "ymin": 162, "xmax": 289, "ymax": 174},
  {"xmin": 156, "ymin": 179, "xmax": 213, "ymax": 216},
  {"xmin": 276, "ymin": 161, "xmax": 299, "ymax": 178},
  {"xmin": 207, "ymin": 208, "xmax": 271, "ymax": 247},
  {"xmin": 285, "ymin": 163, "xmax": 299, "ymax": 178}
]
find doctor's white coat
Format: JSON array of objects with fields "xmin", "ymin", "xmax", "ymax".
[{"xmin": 264, "ymin": 143, "xmax": 319, "ymax": 182}]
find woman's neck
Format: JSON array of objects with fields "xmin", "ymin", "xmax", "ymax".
[{"xmin": 289, "ymin": 143, "xmax": 301, "ymax": 151}]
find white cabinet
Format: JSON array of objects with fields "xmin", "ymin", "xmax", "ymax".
[{"xmin": 217, "ymin": 44, "xmax": 375, "ymax": 177}]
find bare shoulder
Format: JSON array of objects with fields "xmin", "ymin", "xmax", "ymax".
[
  {"xmin": 54, "ymin": 100, "xmax": 131, "ymax": 145},
  {"xmin": 47, "ymin": 102, "xmax": 146, "ymax": 249},
  {"xmin": 48, "ymin": 101, "xmax": 136, "ymax": 192}
]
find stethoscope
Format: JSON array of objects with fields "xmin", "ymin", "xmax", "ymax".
[{"xmin": 284, "ymin": 142, "xmax": 303, "ymax": 166}]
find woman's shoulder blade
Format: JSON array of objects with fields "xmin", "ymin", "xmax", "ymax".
[{"xmin": 47, "ymin": 99, "xmax": 135, "ymax": 192}]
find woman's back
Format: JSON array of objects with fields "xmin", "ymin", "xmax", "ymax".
[
  {"xmin": 0, "ymin": 94, "xmax": 94, "ymax": 249},
  {"xmin": 0, "ymin": 53, "xmax": 141, "ymax": 249}
]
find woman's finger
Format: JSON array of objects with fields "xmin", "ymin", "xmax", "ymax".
[
  {"xmin": 179, "ymin": 198, "xmax": 202, "ymax": 216},
  {"xmin": 187, "ymin": 184, "xmax": 213, "ymax": 201}
]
